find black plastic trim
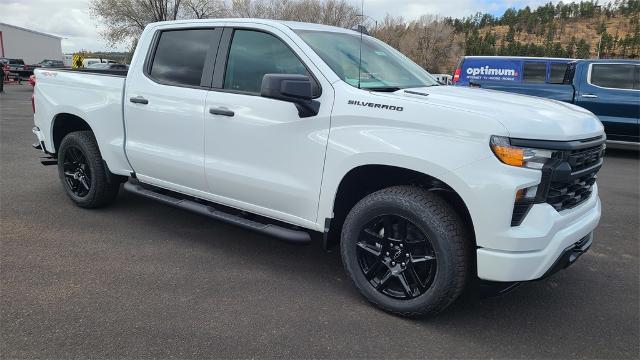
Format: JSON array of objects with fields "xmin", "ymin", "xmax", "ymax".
[
  {"xmin": 539, "ymin": 233, "xmax": 592, "ymax": 279},
  {"xmin": 123, "ymin": 180, "xmax": 311, "ymax": 245},
  {"xmin": 211, "ymin": 27, "xmax": 233, "ymax": 89},
  {"xmin": 510, "ymin": 135, "xmax": 605, "ymax": 151},
  {"xmin": 50, "ymin": 68, "xmax": 128, "ymax": 77}
]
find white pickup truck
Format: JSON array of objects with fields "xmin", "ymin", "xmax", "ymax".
[{"xmin": 32, "ymin": 19, "xmax": 605, "ymax": 316}]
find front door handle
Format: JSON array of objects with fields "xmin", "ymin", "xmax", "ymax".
[
  {"xmin": 581, "ymin": 94, "xmax": 598, "ymax": 98},
  {"xmin": 130, "ymin": 96, "xmax": 149, "ymax": 104},
  {"xmin": 209, "ymin": 107, "xmax": 234, "ymax": 117}
]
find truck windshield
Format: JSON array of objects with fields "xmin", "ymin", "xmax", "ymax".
[{"xmin": 295, "ymin": 30, "xmax": 438, "ymax": 91}]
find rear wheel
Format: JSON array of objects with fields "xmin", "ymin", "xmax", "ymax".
[
  {"xmin": 57, "ymin": 131, "xmax": 120, "ymax": 208},
  {"xmin": 340, "ymin": 186, "xmax": 469, "ymax": 317}
]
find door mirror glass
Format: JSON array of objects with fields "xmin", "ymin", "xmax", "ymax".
[{"xmin": 261, "ymin": 74, "xmax": 319, "ymax": 117}]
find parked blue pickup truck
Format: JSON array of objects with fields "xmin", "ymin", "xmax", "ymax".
[{"xmin": 453, "ymin": 57, "xmax": 639, "ymax": 146}]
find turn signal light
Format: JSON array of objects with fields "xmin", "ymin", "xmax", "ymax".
[{"xmin": 491, "ymin": 142, "xmax": 524, "ymax": 167}]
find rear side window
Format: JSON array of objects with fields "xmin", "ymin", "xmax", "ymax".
[
  {"xmin": 223, "ymin": 30, "xmax": 310, "ymax": 94},
  {"xmin": 523, "ymin": 62, "xmax": 546, "ymax": 83},
  {"xmin": 590, "ymin": 64, "xmax": 636, "ymax": 90},
  {"xmin": 149, "ymin": 29, "xmax": 214, "ymax": 87},
  {"xmin": 549, "ymin": 63, "xmax": 567, "ymax": 83}
]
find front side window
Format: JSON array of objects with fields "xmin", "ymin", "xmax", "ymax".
[
  {"xmin": 590, "ymin": 64, "xmax": 636, "ymax": 90},
  {"xmin": 149, "ymin": 29, "xmax": 214, "ymax": 87},
  {"xmin": 523, "ymin": 62, "xmax": 547, "ymax": 83},
  {"xmin": 224, "ymin": 30, "xmax": 310, "ymax": 94},
  {"xmin": 296, "ymin": 30, "xmax": 438, "ymax": 91}
]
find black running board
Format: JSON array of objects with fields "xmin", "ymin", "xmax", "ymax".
[{"xmin": 123, "ymin": 181, "xmax": 311, "ymax": 245}]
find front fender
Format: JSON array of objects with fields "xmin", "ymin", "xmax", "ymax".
[{"xmin": 317, "ymin": 122, "xmax": 495, "ymax": 224}]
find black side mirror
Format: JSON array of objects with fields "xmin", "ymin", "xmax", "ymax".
[{"xmin": 260, "ymin": 74, "xmax": 320, "ymax": 118}]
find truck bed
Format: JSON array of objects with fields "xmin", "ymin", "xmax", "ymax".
[{"xmin": 33, "ymin": 68, "xmax": 132, "ymax": 175}]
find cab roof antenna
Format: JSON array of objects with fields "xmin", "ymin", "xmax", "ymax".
[{"xmin": 357, "ymin": 0, "xmax": 364, "ymax": 89}]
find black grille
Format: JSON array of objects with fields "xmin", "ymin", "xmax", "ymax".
[
  {"xmin": 543, "ymin": 143, "xmax": 604, "ymax": 212},
  {"xmin": 567, "ymin": 145, "xmax": 605, "ymax": 172},
  {"xmin": 510, "ymin": 137, "xmax": 605, "ymax": 226},
  {"xmin": 511, "ymin": 202, "xmax": 533, "ymax": 226},
  {"xmin": 546, "ymin": 172, "xmax": 597, "ymax": 211}
]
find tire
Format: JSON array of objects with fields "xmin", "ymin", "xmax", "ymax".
[
  {"xmin": 340, "ymin": 185, "xmax": 469, "ymax": 317},
  {"xmin": 57, "ymin": 131, "xmax": 121, "ymax": 208}
]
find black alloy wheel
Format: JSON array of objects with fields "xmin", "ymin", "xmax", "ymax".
[
  {"xmin": 356, "ymin": 214, "xmax": 437, "ymax": 299},
  {"xmin": 62, "ymin": 145, "xmax": 92, "ymax": 197},
  {"xmin": 57, "ymin": 131, "xmax": 121, "ymax": 208},
  {"xmin": 340, "ymin": 186, "xmax": 469, "ymax": 316}
]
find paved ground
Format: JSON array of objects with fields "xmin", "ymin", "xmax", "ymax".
[{"xmin": 1, "ymin": 84, "xmax": 639, "ymax": 359}]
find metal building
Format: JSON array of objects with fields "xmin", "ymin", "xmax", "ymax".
[{"xmin": 0, "ymin": 22, "xmax": 63, "ymax": 64}]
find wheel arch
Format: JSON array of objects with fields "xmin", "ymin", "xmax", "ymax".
[
  {"xmin": 51, "ymin": 112, "xmax": 93, "ymax": 154},
  {"xmin": 324, "ymin": 164, "xmax": 476, "ymax": 251}
]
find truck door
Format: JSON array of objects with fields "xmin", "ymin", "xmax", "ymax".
[
  {"xmin": 575, "ymin": 63, "xmax": 639, "ymax": 143},
  {"xmin": 124, "ymin": 28, "xmax": 222, "ymax": 192},
  {"xmin": 203, "ymin": 27, "xmax": 334, "ymax": 225}
]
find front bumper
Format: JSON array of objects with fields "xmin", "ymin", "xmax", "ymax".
[
  {"xmin": 540, "ymin": 232, "xmax": 592, "ymax": 279},
  {"xmin": 445, "ymin": 136, "xmax": 604, "ymax": 283},
  {"xmin": 473, "ymin": 175, "xmax": 601, "ymax": 283}
]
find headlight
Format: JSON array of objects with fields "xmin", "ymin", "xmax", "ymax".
[{"xmin": 490, "ymin": 136, "xmax": 556, "ymax": 169}]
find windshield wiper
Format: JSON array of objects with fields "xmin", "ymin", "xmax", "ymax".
[{"xmin": 365, "ymin": 87, "xmax": 403, "ymax": 92}]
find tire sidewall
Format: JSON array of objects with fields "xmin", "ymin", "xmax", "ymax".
[{"xmin": 341, "ymin": 192, "xmax": 461, "ymax": 315}]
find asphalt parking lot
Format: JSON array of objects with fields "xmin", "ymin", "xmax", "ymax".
[{"xmin": 1, "ymin": 83, "xmax": 639, "ymax": 359}]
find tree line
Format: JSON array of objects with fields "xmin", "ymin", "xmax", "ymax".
[
  {"xmin": 90, "ymin": 0, "xmax": 640, "ymax": 74},
  {"xmin": 445, "ymin": 0, "xmax": 640, "ymax": 60}
]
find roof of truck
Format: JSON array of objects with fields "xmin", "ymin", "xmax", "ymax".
[
  {"xmin": 148, "ymin": 18, "xmax": 360, "ymax": 35},
  {"xmin": 576, "ymin": 59, "xmax": 640, "ymax": 64},
  {"xmin": 464, "ymin": 55, "xmax": 575, "ymax": 61}
]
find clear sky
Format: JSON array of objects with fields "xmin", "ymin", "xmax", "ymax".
[{"xmin": 0, "ymin": 0, "xmax": 586, "ymax": 53}]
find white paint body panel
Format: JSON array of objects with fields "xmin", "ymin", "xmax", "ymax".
[
  {"xmin": 33, "ymin": 70, "xmax": 132, "ymax": 175},
  {"xmin": 33, "ymin": 18, "xmax": 605, "ymax": 282}
]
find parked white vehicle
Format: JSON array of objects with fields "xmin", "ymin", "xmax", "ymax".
[
  {"xmin": 32, "ymin": 19, "xmax": 605, "ymax": 316},
  {"xmin": 432, "ymin": 73, "xmax": 453, "ymax": 85},
  {"xmin": 82, "ymin": 58, "xmax": 117, "ymax": 67}
]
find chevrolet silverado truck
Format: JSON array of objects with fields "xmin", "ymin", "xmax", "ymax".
[
  {"xmin": 454, "ymin": 57, "xmax": 639, "ymax": 147},
  {"xmin": 32, "ymin": 19, "xmax": 605, "ymax": 316}
]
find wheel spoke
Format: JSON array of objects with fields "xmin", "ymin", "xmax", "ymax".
[
  {"xmin": 398, "ymin": 272, "xmax": 414, "ymax": 297},
  {"xmin": 63, "ymin": 171, "xmax": 75, "ymax": 177},
  {"xmin": 361, "ymin": 228, "xmax": 383, "ymax": 244},
  {"xmin": 79, "ymin": 177, "xmax": 90, "ymax": 191},
  {"xmin": 405, "ymin": 263, "xmax": 426, "ymax": 291},
  {"xmin": 356, "ymin": 241, "xmax": 381, "ymax": 257},
  {"xmin": 364, "ymin": 259, "xmax": 383, "ymax": 280},
  {"xmin": 376, "ymin": 270, "xmax": 393, "ymax": 290},
  {"xmin": 410, "ymin": 255, "xmax": 435, "ymax": 264}
]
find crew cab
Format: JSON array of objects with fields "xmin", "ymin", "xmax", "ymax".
[
  {"xmin": 454, "ymin": 57, "xmax": 640, "ymax": 147},
  {"xmin": 32, "ymin": 19, "xmax": 605, "ymax": 316}
]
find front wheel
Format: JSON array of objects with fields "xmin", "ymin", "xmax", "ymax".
[
  {"xmin": 57, "ymin": 131, "xmax": 120, "ymax": 208},
  {"xmin": 340, "ymin": 186, "xmax": 470, "ymax": 317}
]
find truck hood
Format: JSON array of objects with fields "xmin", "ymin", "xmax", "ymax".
[{"xmin": 379, "ymin": 86, "xmax": 604, "ymax": 141}]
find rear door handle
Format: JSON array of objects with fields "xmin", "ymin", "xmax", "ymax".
[
  {"xmin": 581, "ymin": 94, "xmax": 598, "ymax": 98},
  {"xmin": 209, "ymin": 107, "xmax": 234, "ymax": 117},
  {"xmin": 130, "ymin": 96, "xmax": 148, "ymax": 104}
]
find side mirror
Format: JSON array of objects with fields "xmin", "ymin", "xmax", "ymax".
[{"xmin": 260, "ymin": 74, "xmax": 320, "ymax": 118}]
